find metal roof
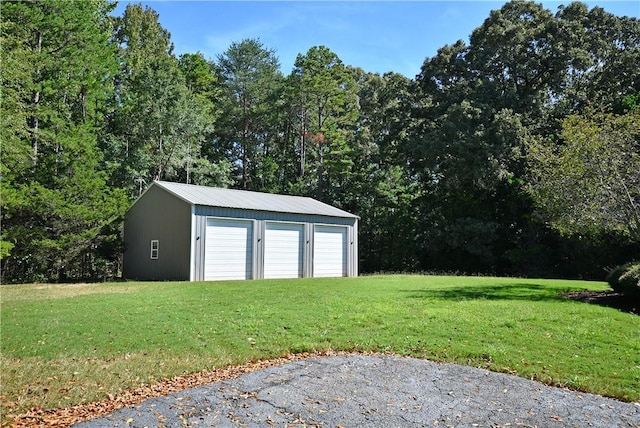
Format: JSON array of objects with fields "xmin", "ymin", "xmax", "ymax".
[{"xmin": 153, "ymin": 181, "xmax": 358, "ymax": 219}]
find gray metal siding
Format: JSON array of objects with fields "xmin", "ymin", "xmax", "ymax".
[
  {"xmin": 303, "ymin": 223, "xmax": 313, "ymax": 278},
  {"xmin": 194, "ymin": 206, "xmax": 356, "ymax": 225},
  {"xmin": 351, "ymin": 219, "xmax": 359, "ymax": 277},
  {"xmin": 123, "ymin": 185, "xmax": 192, "ymax": 280},
  {"xmin": 255, "ymin": 220, "xmax": 265, "ymax": 279}
]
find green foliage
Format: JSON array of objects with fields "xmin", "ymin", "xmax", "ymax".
[
  {"xmin": 178, "ymin": 52, "xmax": 222, "ymax": 120},
  {"xmin": 622, "ymin": 92, "xmax": 640, "ymax": 112},
  {"xmin": 2, "ymin": 0, "xmax": 639, "ymax": 282},
  {"xmin": 412, "ymin": 2, "xmax": 567, "ymax": 273},
  {"xmin": 0, "ymin": 0, "xmax": 128, "ymax": 282},
  {"xmin": 412, "ymin": 1, "xmax": 640, "ymax": 275},
  {"xmin": 343, "ymin": 69, "xmax": 421, "ymax": 272},
  {"xmin": 607, "ymin": 263, "xmax": 632, "ymax": 293},
  {"xmin": 468, "ymin": 1, "xmax": 563, "ymax": 114},
  {"xmin": 619, "ymin": 264, "xmax": 640, "ymax": 292},
  {"xmin": 556, "ymin": 4, "xmax": 640, "ymax": 114},
  {"xmin": 103, "ymin": 4, "xmax": 227, "ymax": 195},
  {"xmin": 214, "ymin": 39, "xmax": 284, "ymax": 190},
  {"xmin": 526, "ymin": 111, "xmax": 640, "ymax": 244},
  {"xmin": 0, "ymin": 240, "xmax": 14, "ymax": 260},
  {"xmin": 607, "ymin": 262, "xmax": 640, "ymax": 298},
  {"xmin": 290, "ymin": 46, "xmax": 359, "ymax": 201}
]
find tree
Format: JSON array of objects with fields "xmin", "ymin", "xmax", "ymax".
[
  {"xmin": 214, "ymin": 39, "xmax": 283, "ymax": 190},
  {"xmin": 1, "ymin": 0, "xmax": 128, "ymax": 282},
  {"xmin": 410, "ymin": 0, "xmax": 640, "ymax": 275},
  {"xmin": 468, "ymin": 1, "xmax": 565, "ymax": 117},
  {"xmin": 179, "ymin": 52, "xmax": 221, "ymax": 103},
  {"xmin": 176, "ymin": 52, "xmax": 231, "ymax": 186},
  {"xmin": 527, "ymin": 110, "xmax": 640, "ymax": 244},
  {"xmin": 554, "ymin": 3, "xmax": 640, "ymax": 115},
  {"xmin": 103, "ymin": 4, "xmax": 228, "ymax": 196},
  {"xmin": 346, "ymin": 69, "xmax": 420, "ymax": 272},
  {"xmin": 289, "ymin": 46, "xmax": 358, "ymax": 201},
  {"xmin": 414, "ymin": 42, "xmax": 528, "ymax": 272}
]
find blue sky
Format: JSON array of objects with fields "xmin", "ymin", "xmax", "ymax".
[{"xmin": 113, "ymin": 1, "xmax": 640, "ymax": 78}]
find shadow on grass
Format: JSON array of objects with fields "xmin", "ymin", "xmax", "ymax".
[
  {"xmin": 562, "ymin": 290, "xmax": 639, "ymax": 315},
  {"xmin": 403, "ymin": 283, "xmax": 569, "ymax": 303},
  {"xmin": 405, "ymin": 283, "xmax": 639, "ymax": 315}
]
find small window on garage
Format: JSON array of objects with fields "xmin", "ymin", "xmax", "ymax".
[{"xmin": 150, "ymin": 240, "xmax": 159, "ymax": 259}]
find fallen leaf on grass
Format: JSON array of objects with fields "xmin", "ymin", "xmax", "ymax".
[{"xmin": 8, "ymin": 350, "xmax": 372, "ymax": 428}]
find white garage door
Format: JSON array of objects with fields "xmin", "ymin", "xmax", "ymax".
[
  {"xmin": 313, "ymin": 225, "xmax": 347, "ymax": 278},
  {"xmin": 205, "ymin": 218, "xmax": 253, "ymax": 280},
  {"xmin": 264, "ymin": 222, "xmax": 304, "ymax": 279}
]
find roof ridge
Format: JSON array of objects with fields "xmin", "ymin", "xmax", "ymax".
[{"xmin": 155, "ymin": 181, "xmax": 316, "ymax": 200}]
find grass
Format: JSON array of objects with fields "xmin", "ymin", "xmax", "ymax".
[{"xmin": 1, "ymin": 275, "xmax": 639, "ymax": 421}]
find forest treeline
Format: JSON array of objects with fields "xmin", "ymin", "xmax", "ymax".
[{"xmin": 1, "ymin": 0, "xmax": 639, "ymax": 283}]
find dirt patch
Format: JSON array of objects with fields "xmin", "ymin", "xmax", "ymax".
[
  {"xmin": 3, "ymin": 283, "xmax": 139, "ymax": 302},
  {"xmin": 562, "ymin": 290, "xmax": 639, "ymax": 315}
]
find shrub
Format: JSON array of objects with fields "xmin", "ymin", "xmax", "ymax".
[
  {"xmin": 607, "ymin": 262, "xmax": 640, "ymax": 298},
  {"xmin": 606, "ymin": 263, "xmax": 630, "ymax": 292},
  {"xmin": 619, "ymin": 263, "xmax": 640, "ymax": 292}
]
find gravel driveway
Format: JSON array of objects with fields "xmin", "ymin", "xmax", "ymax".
[{"xmin": 74, "ymin": 355, "xmax": 640, "ymax": 427}]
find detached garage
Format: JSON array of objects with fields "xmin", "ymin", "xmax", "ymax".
[{"xmin": 123, "ymin": 181, "xmax": 358, "ymax": 281}]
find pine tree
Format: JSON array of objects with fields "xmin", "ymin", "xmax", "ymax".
[{"xmin": 1, "ymin": 1, "xmax": 127, "ymax": 282}]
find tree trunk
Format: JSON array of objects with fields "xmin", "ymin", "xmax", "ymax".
[
  {"xmin": 242, "ymin": 123, "xmax": 248, "ymax": 188},
  {"xmin": 242, "ymin": 96, "xmax": 249, "ymax": 188},
  {"xmin": 300, "ymin": 108, "xmax": 307, "ymax": 177},
  {"xmin": 30, "ymin": 30, "xmax": 43, "ymax": 164},
  {"xmin": 316, "ymin": 107, "xmax": 324, "ymax": 201}
]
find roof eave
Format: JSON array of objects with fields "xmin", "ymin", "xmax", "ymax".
[{"xmin": 191, "ymin": 203, "xmax": 358, "ymax": 219}]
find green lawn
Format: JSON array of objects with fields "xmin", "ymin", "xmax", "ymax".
[{"xmin": 1, "ymin": 275, "xmax": 639, "ymax": 420}]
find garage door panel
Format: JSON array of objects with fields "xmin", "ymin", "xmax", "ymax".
[
  {"xmin": 264, "ymin": 222, "xmax": 303, "ymax": 279},
  {"xmin": 313, "ymin": 225, "xmax": 347, "ymax": 278},
  {"xmin": 205, "ymin": 219, "xmax": 253, "ymax": 280}
]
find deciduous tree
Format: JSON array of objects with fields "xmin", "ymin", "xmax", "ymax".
[
  {"xmin": 527, "ymin": 110, "xmax": 640, "ymax": 244},
  {"xmin": 103, "ymin": 4, "xmax": 227, "ymax": 195}
]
